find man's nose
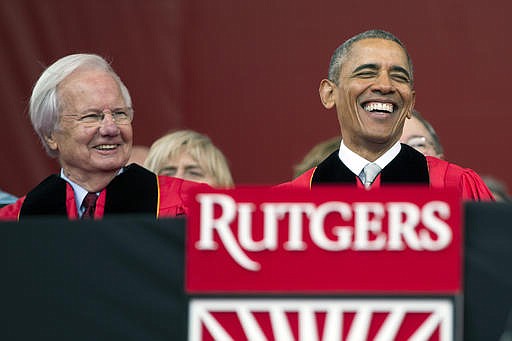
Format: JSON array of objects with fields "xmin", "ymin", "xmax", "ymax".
[
  {"xmin": 98, "ymin": 113, "xmax": 120, "ymax": 135},
  {"xmin": 101, "ymin": 112, "xmax": 118, "ymax": 124},
  {"xmin": 372, "ymin": 73, "xmax": 394, "ymax": 93}
]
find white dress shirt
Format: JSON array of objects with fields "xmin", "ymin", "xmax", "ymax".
[{"xmin": 338, "ymin": 140, "xmax": 401, "ymax": 177}]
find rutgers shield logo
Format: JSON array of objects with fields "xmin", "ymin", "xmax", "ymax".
[{"xmin": 189, "ymin": 299, "xmax": 453, "ymax": 341}]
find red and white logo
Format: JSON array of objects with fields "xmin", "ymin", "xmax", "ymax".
[
  {"xmin": 189, "ymin": 298, "xmax": 453, "ymax": 341},
  {"xmin": 186, "ymin": 187, "xmax": 461, "ymax": 340},
  {"xmin": 186, "ymin": 187, "xmax": 462, "ymax": 294}
]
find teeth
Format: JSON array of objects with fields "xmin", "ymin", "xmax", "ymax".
[
  {"xmin": 364, "ymin": 102, "xmax": 394, "ymax": 113},
  {"xmin": 95, "ymin": 144, "xmax": 117, "ymax": 150}
]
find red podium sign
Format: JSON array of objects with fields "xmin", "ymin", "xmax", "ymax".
[
  {"xmin": 186, "ymin": 186, "xmax": 462, "ymax": 294},
  {"xmin": 186, "ymin": 186, "xmax": 462, "ymax": 340}
]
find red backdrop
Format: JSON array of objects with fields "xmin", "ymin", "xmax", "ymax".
[{"xmin": 1, "ymin": 0, "xmax": 509, "ymax": 196}]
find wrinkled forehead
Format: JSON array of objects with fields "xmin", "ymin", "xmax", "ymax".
[
  {"xmin": 57, "ymin": 68, "xmax": 125, "ymax": 109},
  {"xmin": 59, "ymin": 68, "xmax": 118, "ymax": 93},
  {"xmin": 348, "ymin": 38, "xmax": 410, "ymax": 67}
]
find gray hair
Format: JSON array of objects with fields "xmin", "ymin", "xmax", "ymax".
[
  {"xmin": 327, "ymin": 29, "xmax": 414, "ymax": 86},
  {"xmin": 29, "ymin": 53, "xmax": 132, "ymax": 157}
]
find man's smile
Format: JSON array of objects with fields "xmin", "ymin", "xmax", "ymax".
[
  {"xmin": 93, "ymin": 144, "xmax": 120, "ymax": 151},
  {"xmin": 362, "ymin": 101, "xmax": 395, "ymax": 114}
]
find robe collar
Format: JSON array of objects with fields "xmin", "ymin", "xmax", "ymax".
[
  {"xmin": 19, "ymin": 164, "xmax": 158, "ymax": 218},
  {"xmin": 312, "ymin": 143, "xmax": 430, "ymax": 186}
]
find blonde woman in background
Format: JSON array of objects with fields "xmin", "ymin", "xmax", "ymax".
[{"xmin": 144, "ymin": 130, "xmax": 234, "ymax": 188}]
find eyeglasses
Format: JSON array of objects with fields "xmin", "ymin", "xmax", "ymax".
[
  {"xmin": 62, "ymin": 107, "xmax": 134, "ymax": 126},
  {"xmin": 405, "ymin": 136, "xmax": 434, "ymax": 153}
]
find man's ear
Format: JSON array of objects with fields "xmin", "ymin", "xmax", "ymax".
[
  {"xmin": 406, "ymin": 90, "xmax": 416, "ymax": 119},
  {"xmin": 44, "ymin": 133, "xmax": 58, "ymax": 151},
  {"xmin": 319, "ymin": 79, "xmax": 336, "ymax": 109}
]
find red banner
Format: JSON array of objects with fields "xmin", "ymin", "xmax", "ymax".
[{"xmin": 186, "ymin": 186, "xmax": 462, "ymax": 294}]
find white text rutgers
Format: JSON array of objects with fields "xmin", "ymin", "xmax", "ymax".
[{"xmin": 195, "ymin": 194, "xmax": 452, "ymax": 271}]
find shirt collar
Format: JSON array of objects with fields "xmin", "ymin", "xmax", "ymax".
[
  {"xmin": 338, "ymin": 140, "xmax": 401, "ymax": 176},
  {"xmin": 60, "ymin": 169, "xmax": 89, "ymax": 214},
  {"xmin": 60, "ymin": 168, "xmax": 125, "ymax": 215}
]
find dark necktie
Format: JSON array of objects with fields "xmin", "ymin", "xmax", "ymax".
[{"xmin": 81, "ymin": 192, "xmax": 98, "ymax": 219}]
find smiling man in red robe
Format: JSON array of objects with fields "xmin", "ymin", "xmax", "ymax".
[
  {"xmin": 0, "ymin": 54, "xmax": 205, "ymax": 220},
  {"xmin": 283, "ymin": 30, "xmax": 493, "ymax": 201}
]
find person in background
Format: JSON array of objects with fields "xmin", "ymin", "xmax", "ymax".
[
  {"xmin": 144, "ymin": 130, "xmax": 234, "ymax": 188},
  {"xmin": 400, "ymin": 109, "xmax": 444, "ymax": 159},
  {"xmin": 0, "ymin": 189, "xmax": 17, "ymax": 207},
  {"xmin": 481, "ymin": 175, "xmax": 511, "ymax": 202},
  {"xmin": 0, "ymin": 54, "xmax": 206, "ymax": 220},
  {"xmin": 281, "ymin": 29, "xmax": 494, "ymax": 201},
  {"xmin": 293, "ymin": 136, "xmax": 340, "ymax": 178}
]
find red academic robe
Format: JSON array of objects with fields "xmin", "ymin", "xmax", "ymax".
[
  {"xmin": 282, "ymin": 144, "xmax": 494, "ymax": 202},
  {"xmin": 0, "ymin": 164, "xmax": 206, "ymax": 220}
]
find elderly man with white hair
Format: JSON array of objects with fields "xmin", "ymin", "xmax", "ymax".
[{"xmin": 1, "ymin": 54, "xmax": 204, "ymax": 220}]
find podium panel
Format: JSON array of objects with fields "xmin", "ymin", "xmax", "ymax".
[
  {"xmin": 5, "ymin": 216, "xmax": 188, "ymax": 341},
  {"xmin": 3, "ymin": 195, "xmax": 512, "ymax": 340},
  {"xmin": 464, "ymin": 203, "xmax": 512, "ymax": 341}
]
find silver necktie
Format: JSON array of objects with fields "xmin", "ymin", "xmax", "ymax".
[{"xmin": 359, "ymin": 163, "xmax": 382, "ymax": 188}]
